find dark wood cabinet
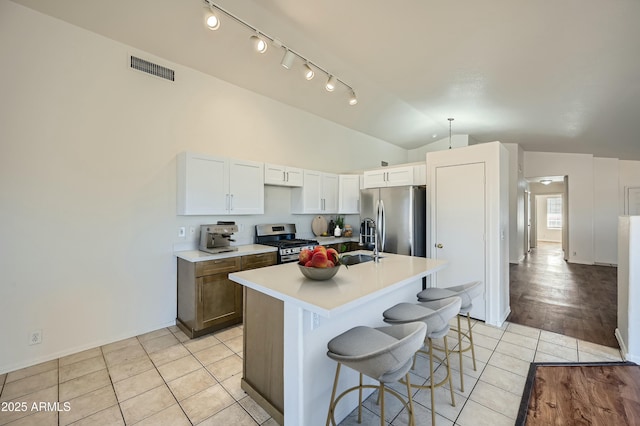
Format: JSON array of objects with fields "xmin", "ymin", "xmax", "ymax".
[
  {"xmin": 177, "ymin": 257, "xmax": 242, "ymax": 338},
  {"xmin": 177, "ymin": 252, "xmax": 277, "ymax": 339},
  {"xmin": 242, "ymin": 252, "xmax": 278, "ymax": 270}
]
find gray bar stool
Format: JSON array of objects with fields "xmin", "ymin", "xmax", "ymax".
[
  {"xmin": 325, "ymin": 322, "xmax": 427, "ymax": 426},
  {"xmin": 416, "ymin": 281, "xmax": 482, "ymax": 392},
  {"xmin": 382, "ymin": 296, "xmax": 462, "ymax": 426}
]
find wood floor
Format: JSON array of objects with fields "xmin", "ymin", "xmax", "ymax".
[
  {"xmin": 523, "ymin": 363, "xmax": 640, "ymax": 426},
  {"xmin": 507, "ymin": 242, "xmax": 619, "ymax": 348}
]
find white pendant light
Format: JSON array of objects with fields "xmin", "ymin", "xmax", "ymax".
[
  {"xmin": 303, "ymin": 63, "xmax": 314, "ymax": 80},
  {"xmin": 448, "ymin": 118, "xmax": 454, "ymax": 149},
  {"xmin": 281, "ymin": 49, "xmax": 295, "ymax": 69},
  {"xmin": 348, "ymin": 90, "xmax": 358, "ymax": 106},
  {"xmin": 325, "ymin": 75, "xmax": 336, "ymax": 92},
  {"xmin": 250, "ymin": 34, "xmax": 268, "ymax": 53}
]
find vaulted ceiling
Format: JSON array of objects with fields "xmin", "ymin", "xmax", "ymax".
[{"xmin": 10, "ymin": 0, "xmax": 640, "ymax": 159}]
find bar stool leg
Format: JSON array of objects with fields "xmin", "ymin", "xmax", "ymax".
[
  {"xmin": 405, "ymin": 373, "xmax": 415, "ymax": 426},
  {"xmin": 429, "ymin": 338, "xmax": 436, "ymax": 426},
  {"xmin": 358, "ymin": 373, "xmax": 363, "ymax": 423},
  {"xmin": 326, "ymin": 363, "xmax": 341, "ymax": 426},
  {"xmin": 379, "ymin": 383, "xmax": 385, "ymax": 426},
  {"xmin": 444, "ymin": 335, "xmax": 456, "ymax": 407},
  {"xmin": 467, "ymin": 313, "xmax": 477, "ymax": 370},
  {"xmin": 456, "ymin": 315, "xmax": 465, "ymax": 392}
]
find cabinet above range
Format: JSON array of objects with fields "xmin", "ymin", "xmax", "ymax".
[{"xmin": 177, "ymin": 152, "xmax": 264, "ymax": 215}]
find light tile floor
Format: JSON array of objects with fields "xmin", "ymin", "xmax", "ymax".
[
  {"xmin": 0, "ymin": 320, "xmax": 623, "ymax": 425},
  {"xmin": 0, "ymin": 325, "xmax": 277, "ymax": 426}
]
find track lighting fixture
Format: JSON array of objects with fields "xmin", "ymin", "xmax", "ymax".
[
  {"xmin": 303, "ymin": 63, "xmax": 314, "ymax": 80},
  {"xmin": 250, "ymin": 34, "xmax": 268, "ymax": 53},
  {"xmin": 281, "ymin": 49, "xmax": 295, "ymax": 69},
  {"xmin": 204, "ymin": 6, "xmax": 220, "ymax": 30},
  {"xmin": 201, "ymin": 0, "xmax": 356, "ymax": 105},
  {"xmin": 325, "ymin": 75, "xmax": 336, "ymax": 92},
  {"xmin": 349, "ymin": 90, "xmax": 358, "ymax": 106}
]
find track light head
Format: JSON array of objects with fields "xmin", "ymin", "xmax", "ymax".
[
  {"xmin": 303, "ymin": 63, "xmax": 314, "ymax": 80},
  {"xmin": 325, "ymin": 75, "xmax": 336, "ymax": 92},
  {"xmin": 348, "ymin": 90, "xmax": 358, "ymax": 106},
  {"xmin": 204, "ymin": 5, "xmax": 220, "ymax": 30},
  {"xmin": 250, "ymin": 34, "xmax": 268, "ymax": 53},
  {"xmin": 281, "ymin": 49, "xmax": 295, "ymax": 69}
]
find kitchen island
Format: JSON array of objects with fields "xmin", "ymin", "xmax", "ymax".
[{"xmin": 228, "ymin": 251, "xmax": 447, "ymax": 425}]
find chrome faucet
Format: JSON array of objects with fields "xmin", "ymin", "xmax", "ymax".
[{"xmin": 359, "ymin": 217, "xmax": 379, "ymax": 262}]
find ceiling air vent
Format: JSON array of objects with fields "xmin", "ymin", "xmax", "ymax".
[{"xmin": 130, "ymin": 56, "xmax": 175, "ymax": 82}]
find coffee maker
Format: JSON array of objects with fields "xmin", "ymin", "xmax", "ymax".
[{"xmin": 199, "ymin": 223, "xmax": 239, "ymax": 254}]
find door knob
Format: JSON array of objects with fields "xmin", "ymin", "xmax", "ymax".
[{"xmin": 436, "ymin": 243, "xmax": 443, "ymax": 249}]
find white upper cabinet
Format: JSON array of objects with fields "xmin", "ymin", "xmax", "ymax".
[
  {"xmin": 177, "ymin": 152, "xmax": 264, "ymax": 215},
  {"xmin": 338, "ymin": 174, "xmax": 361, "ymax": 214},
  {"xmin": 363, "ymin": 164, "xmax": 426, "ymax": 188},
  {"xmin": 291, "ymin": 170, "xmax": 339, "ymax": 214},
  {"xmin": 228, "ymin": 159, "xmax": 265, "ymax": 215},
  {"xmin": 264, "ymin": 163, "xmax": 303, "ymax": 187}
]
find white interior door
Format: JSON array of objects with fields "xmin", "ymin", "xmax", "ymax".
[{"xmin": 433, "ymin": 162, "xmax": 486, "ymax": 320}]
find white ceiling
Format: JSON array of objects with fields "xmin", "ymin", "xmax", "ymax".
[{"xmin": 10, "ymin": 0, "xmax": 640, "ymax": 159}]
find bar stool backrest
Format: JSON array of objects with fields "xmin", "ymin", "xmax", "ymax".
[{"xmin": 327, "ymin": 322, "xmax": 427, "ymax": 382}]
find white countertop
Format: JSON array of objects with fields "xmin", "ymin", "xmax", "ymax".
[
  {"xmin": 174, "ymin": 244, "xmax": 277, "ymax": 262},
  {"xmin": 229, "ymin": 251, "xmax": 447, "ymax": 317}
]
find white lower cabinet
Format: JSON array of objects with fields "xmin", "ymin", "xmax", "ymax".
[
  {"xmin": 291, "ymin": 170, "xmax": 338, "ymax": 214},
  {"xmin": 177, "ymin": 152, "xmax": 264, "ymax": 215}
]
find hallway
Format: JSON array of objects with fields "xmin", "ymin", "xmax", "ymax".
[{"xmin": 507, "ymin": 242, "xmax": 619, "ymax": 348}]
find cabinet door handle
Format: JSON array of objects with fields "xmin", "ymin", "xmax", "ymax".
[
  {"xmin": 199, "ymin": 286, "xmax": 202, "ymax": 303},
  {"xmin": 283, "ymin": 171, "xmax": 286, "ymax": 182},
  {"xmin": 230, "ymin": 194, "xmax": 234, "ymax": 211},
  {"xmin": 286, "ymin": 172, "xmax": 289, "ymax": 182}
]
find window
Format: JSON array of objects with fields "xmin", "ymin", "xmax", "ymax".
[{"xmin": 547, "ymin": 197, "xmax": 562, "ymax": 229}]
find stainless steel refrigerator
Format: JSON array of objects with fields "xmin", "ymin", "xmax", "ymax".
[{"xmin": 360, "ymin": 186, "xmax": 426, "ymax": 257}]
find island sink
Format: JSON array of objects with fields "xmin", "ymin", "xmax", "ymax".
[{"xmin": 341, "ymin": 253, "xmax": 375, "ymax": 265}]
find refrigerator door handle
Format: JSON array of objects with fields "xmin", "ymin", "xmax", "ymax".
[{"xmin": 379, "ymin": 200, "xmax": 386, "ymax": 252}]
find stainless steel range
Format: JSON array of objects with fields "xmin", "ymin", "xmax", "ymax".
[{"xmin": 255, "ymin": 224, "xmax": 318, "ymax": 264}]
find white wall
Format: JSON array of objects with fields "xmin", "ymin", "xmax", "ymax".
[
  {"xmin": 593, "ymin": 158, "xmax": 620, "ymax": 264},
  {"xmin": 504, "ymin": 143, "xmax": 525, "ymax": 262},
  {"xmin": 407, "ymin": 134, "xmax": 470, "ymax": 162},
  {"xmin": 0, "ymin": 2, "xmax": 407, "ymax": 373},
  {"xmin": 535, "ymin": 195, "xmax": 562, "ymax": 242},
  {"xmin": 524, "ymin": 152, "xmax": 594, "ymax": 264},
  {"xmin": 616, "ymin": 216, "xmax": 640, "ymax": 364}
]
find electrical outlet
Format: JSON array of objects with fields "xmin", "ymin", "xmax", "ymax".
[
  {"xmin": 29, "ymin": 329, "xmax": 42, "ymax": 345},
  {"xmin": 311, "ymin": 313, "xmax": 320, "ymax": 330},
  {"xmin": 178, "ymin": 227, "xmax": 186, "ymax": 238}
]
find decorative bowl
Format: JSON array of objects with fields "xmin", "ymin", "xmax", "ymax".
[{"xmin": 298, "ymin": 264, "xmax": 341, "ymax": 281}]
